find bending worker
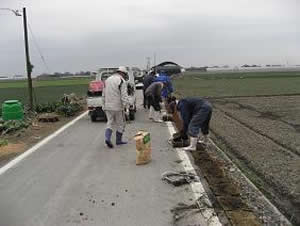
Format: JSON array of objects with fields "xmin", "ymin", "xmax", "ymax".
[
  {"xmin": 154, "ymin": 70, "xmax": 174, "ymax": 100},
  {"xmin": 144, "ymin": 81, "xmax": 165, "ymax": 123},
  {"xmin": 175, "ymin": 97, "xmax": 213, "ymax": 151},
  {"xmin": 103, "ymin": 66, "xmax": 131, "ymax": 148},
  {"xmin": 142, "ymin": 70, "xmax": 156, "ymax": 108}
]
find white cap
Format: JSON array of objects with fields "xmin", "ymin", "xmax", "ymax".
[{"xmin": 117, "ymin": 66, "xmax": 128, "ymax": 74}]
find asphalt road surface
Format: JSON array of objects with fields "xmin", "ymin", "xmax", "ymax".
[{"xmin": 0, "ymin": 91, "xmax": 207, "ymax": 226}]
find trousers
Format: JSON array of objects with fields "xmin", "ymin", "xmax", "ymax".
[
  {"xmin": 105, "ymin": 110, "xmax": 125, "ymax": 133},
  {"xmin": 188, "ymin": 104, "xmax": 212, "ymax": 137},
  {"xmin": 147, "ymin": 95, "xmax": 161, "ymax": 111}
]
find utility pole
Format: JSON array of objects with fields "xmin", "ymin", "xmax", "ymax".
[
  {"xmin": 153, "ymin": 52, "xmax": 156, "ymax": 74},
  {"xmin": 22, "ymin": 7, "xmax": 34, "ymax": 110},
  {"xmin": 0, "ymin": 7, "xmax": 33, "ymax": 109},
  {"xmin": 146, "ymin": 57, "xmax": 151, "ymax": 71}
]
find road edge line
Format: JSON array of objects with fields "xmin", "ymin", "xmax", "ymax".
[
  {"xmin": 0, "ymin": 111, "xmax": 88, "ymax": 177},
  {"xmin": 166, "ymin": 122, "xmax": 222, "ymax": 226}
]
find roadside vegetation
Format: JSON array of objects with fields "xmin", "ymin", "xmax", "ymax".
[
  {"xmin": 0, "ymin": 78, "xmax": 89, "ymax": 133},
  {"xmin": 0, "ymin": 78, "xmax": 89, "ymax": 141}
]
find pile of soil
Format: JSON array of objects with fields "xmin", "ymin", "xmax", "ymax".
[{"xmin": 192, "ymin": 149, "xmax": 261, "ymax": 226}]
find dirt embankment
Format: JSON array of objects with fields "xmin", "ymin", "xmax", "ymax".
[{"xmin": 191, "ymin": 147, "xmax": 262, "ymax": 226}]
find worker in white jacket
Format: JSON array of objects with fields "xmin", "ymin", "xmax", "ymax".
[{"xmin": 103, "ymin": 66, "xmax": 131, "ymax": 148}]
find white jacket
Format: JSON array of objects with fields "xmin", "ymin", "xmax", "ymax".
[{"xmin": 103, "ymin": 73, "xmax": 131, "ymax": 111}]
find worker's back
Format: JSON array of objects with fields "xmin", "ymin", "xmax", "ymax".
[{"xmin": 104, "ymin": 74, "xmax": 124, "ymax": 111}]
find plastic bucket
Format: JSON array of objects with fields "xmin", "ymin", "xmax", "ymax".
[{"xmin": 2, "ymin": 100, "xmax": 24, "ymax": 121}]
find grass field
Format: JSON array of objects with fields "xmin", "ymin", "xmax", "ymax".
[
  {"xmin": 173, "ymin": 71, "xmax": 300, "ymax": 97},
  {"xmin": 1, "ymin": 71, "xmax": 300, "ymax": 107},
  {"xmin": 0, "ymin": 78, "xmax": 91, "ymax": 89},
  {"xmin": 0, "ymin": 78, "xmax": 92, "ymax": 106}
]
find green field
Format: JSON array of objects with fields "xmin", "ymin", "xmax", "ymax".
[
  {"xmin": 0, "ymin": 78, "xmax": 92, "ymax": 106},
  {"xmin": 1, "ymin": 71, "xmax": 300, "ymax": 108},
  {"xmin": 173, "ymin": 71, "xmax": 300, "ymax": 97},
  {"xmin": 0, "ymin": 78, "xmax": 91, "ymax": 89}
]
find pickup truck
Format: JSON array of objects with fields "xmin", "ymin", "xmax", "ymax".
[{"xmin": 86, "ymin": 68, "xmax": 137, "ymax": 122}]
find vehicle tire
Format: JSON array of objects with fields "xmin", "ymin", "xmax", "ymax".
[
  {"xmin": 129, "ymin": 109, "xmax": 135, "ymax": 120},
  {"xmin": 96, "ymin": 107, "xmax": 107, "ymax": 122},
  {"xmin": 91, "ymin": 115, "xmax": 97, "ymax": 122}
]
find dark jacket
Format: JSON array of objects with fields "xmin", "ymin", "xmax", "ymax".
[
  {"xmin": 176, "ymin": 97, "xmax": 211, "ymax": 134},
  {"xmin": 143, "ymin": 73, "xmax": 155, "ymax": 91},
  {"xmin": 145, "ymin": 82, "xmax": 164, "ymax": 111}
]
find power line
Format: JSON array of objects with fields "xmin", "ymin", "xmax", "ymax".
[
  {"xmin": 27, "ymin": 21, "xmax": 50, "ymax": 106},
  {"xmin": 27, "ymin": 22, "xmax": 51, "ymax": 74}
]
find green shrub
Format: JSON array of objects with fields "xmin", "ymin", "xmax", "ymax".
[
  {"xmin": 34, "ymin": 95, "xmax": 84, "ymax": 117},
  {"xmin": 1, "ymin": 120, "xmax": 29, "ymax": 135},
  {"xmin": 35, "ymin": 102, "xmax": 62, "ymax": 113},
  {"xmin": 56, "ymin": 103, "xmax": 82, "ymax": 117}
]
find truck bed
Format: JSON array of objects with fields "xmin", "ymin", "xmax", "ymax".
[{"xmin": 87, "ymin": 96, "xmax": 103, "ymax": 108}]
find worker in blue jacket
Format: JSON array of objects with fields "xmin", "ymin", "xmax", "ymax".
[
  {"xmin": 175, "ymin": 97, "xmax": 212, "ymax": 151},
  {"xmin": 154, "ymin": 71, "xmax": 174, "ymax": 99}
]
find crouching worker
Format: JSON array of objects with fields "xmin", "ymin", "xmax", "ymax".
[
  {"xmin": 145, "ymin": 81, "xmax": 165, "ymax": 123},
  {"xmin": 103, "ymin": 66, "xmax": 131, "ymax": 148},
  {"xmin": 175, "ymin": 97, "xmax": 213, "ymax": 151}
]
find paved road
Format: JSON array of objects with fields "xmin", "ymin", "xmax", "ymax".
[{"xmin": 0, "ymin": 91, "xmax": 206, "ymax": 226}]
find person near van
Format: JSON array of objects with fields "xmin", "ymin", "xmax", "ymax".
[
  {"xmin": 174, "ymin": 97, "xmax": 213, "ymax": 151},
  {"xmin": 144, "ymin": 81, "xmax": 165, "ymax": 123},
  {"xmin": 142, "ymin": 70, "xmax": 156, "ymax": 108},
  {"xmin": 103, "ymin": 66, "xmax": 131, "ymax": 148}
]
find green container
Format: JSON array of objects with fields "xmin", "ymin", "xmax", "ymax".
[{"xmin": 2, "ymin": 100, "xmax": 24, "ymax": 121}]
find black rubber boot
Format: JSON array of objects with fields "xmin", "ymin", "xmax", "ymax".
[{"xmin": 116, "ymin": 131, "xmax": 127, "ymax": 145}]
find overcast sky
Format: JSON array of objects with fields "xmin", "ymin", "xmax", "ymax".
[{"xmin": 0, "ymin": 0, "xmax": 299, "ymax": 76}]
